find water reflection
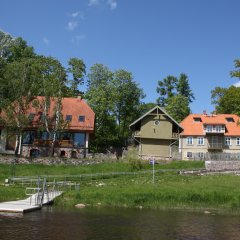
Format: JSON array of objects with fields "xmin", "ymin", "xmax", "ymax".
[{"xmin": 0, "ymin": 207, "xmax": 240, "ymax": 240}]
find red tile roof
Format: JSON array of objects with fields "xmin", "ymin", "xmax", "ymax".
[
  {"xmin": 180, "ymin": 114, "xmax": 240, "ymax": 136},
  {"xmin": 1, "ymin": 96, "xmax": 95, "ymax": 132}
]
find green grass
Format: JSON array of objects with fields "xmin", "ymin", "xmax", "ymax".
[
  {"xmin": 55, "ymin": 172, "xmax": 240, "ymax": 213},
  {"xmin": 0, "ymin": 186, "xmax": 26, "ymax": 202},
  {"xmin": 6, "ymin": 160, "xmax": 240, "ymax": 212}
]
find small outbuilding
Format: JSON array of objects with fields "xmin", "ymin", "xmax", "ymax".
[{"xmin": 129, "ymin": 106, "xmax": 183, "ymax": 160}]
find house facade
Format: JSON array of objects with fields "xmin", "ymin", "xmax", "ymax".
[
  {"xmin": 129, "ymin": 106, "xmax": 183, "ymax": 159},
  {"xmin": 0, "ymin": 96, "xmax": 95, "ymax": 158},
  {"xmin": 180, "ymin": 113, "xmax": 240, "ymax": 160}
]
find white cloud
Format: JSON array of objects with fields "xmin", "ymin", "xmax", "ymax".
[
  {"xmin": 71, "ymin": 34, "xmax": 86, "ymax": 44},
  {"xmin": 67, "ymin": 21, "xmax": 78, "ymax": 31},
  {"xmin": 107, "ymin": 0, "xmax": 117, "ymax": 10},
  {"xmin": 76, "ymin": 34, "xmax": 86, "ymax": 41},
  {"xmin": 70, "ymin": 11, "xmax": 84, "ymax": 20},
  {"xmin": 88, "ymin": 0, "xmax": 100, "ymax": 6},
  {"xmin": 43, "ymin": 37, "xmax": 49, "ymax": 45}
]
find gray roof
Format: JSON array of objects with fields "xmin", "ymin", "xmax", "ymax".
[{"xmin": 129, "ymin": 105, "xmax": 183, "ymax": 129}]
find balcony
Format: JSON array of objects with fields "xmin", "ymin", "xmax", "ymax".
[
  {"xmin": 33, "ymin": 139, "xmax": 74, "ymax": 147},
  {"xmin": 133, "ymin": 130, "xmax": 141, "ymax": 137},
  {"xmin": 207, "ymin": 143, "xmax": 223, "ymax": 149},
  {"xmin": 204, "ymin": 125, "xmax": 225, "ymax": 134},
  {"xmin": 172, "ymin": 132, "xmax": 179, "ymax": 138}
]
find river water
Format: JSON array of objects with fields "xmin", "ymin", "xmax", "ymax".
[{"xmin": 0, "ymin": 207, "xmax": 240, "ymax": 240}]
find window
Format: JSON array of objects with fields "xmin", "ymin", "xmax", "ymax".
[
  {"xmin": 198, "ymin": 152, "xmax": 204, "ymax": 159},
  {"xmin": 187, "ymin": 137, "xmax": 193, "ymax": 145},
  {"xmin": 37, "ymin": 131, "xmax": 49, "ymax": 141},
  {"xmin": 226, "ymin": 117, "xmax": 234, "ymax": 122},
  {"xmin": 193, "ymin": 117, "xmax": 202, "ymax": 122},
  {"xmin": 225, "ymin": 137, "xmax": 231, "ymax": 146},
  {"xmin": 237, "ymin": 137, "xmax": 240, "ymax": 146},
  {"xmin": 66, "ymin": 115, "xmax": 72, "ymax": 121},
  {"xmin": 198, "ymin": 137, "xmax": 204, "ymax": 145},
  {"xmin": 78, "ymin": 115, "xmax": 85, "ymax": 122},
  {"xmin": 73, "ymin": 133, "xmax": 86, "ymax": 147},
  {"xmin": 187, "ymin": 152, "xmax": 192, "ymax": 158},
  {"xmin": 22, "ymin": 131, "xmax": 35, "ymax": 145},
  {"xmin": 207, "ymin": 125, "xmax": 212, "ymax": 132},
  {"xmin": 154, "ymin": 120, "xmax": 160, "ymax": 125},
  {"xmin": 216, "ymin": 125, "xmax": 222, "ymax": 132}
]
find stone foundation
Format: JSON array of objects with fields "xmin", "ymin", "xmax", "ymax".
[{"xmin": 205, "ymin": 160, "xmax": 240, "ymax": 171}]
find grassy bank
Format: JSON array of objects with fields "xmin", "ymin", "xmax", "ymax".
[
  {"xmin": 3, "ymin": 160, "xmax": 240, "ymax": 213},
  {"xmin": 55, "ymin": 171, "xmax": 240, "ymax": 213}
]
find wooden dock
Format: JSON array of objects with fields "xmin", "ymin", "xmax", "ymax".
[{"xmin": 0, "ymin": 190, "xmax": 62, "ymax": 214}]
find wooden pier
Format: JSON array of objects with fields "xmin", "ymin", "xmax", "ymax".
[
  {"xmin": 0, "ymin": 190, "xmax": 62, "ymax": 214},
  {"xmin": 0, "ymin": 177, "xmax": 64, "ymax": 214}
]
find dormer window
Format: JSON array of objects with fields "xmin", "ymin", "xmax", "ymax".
[
  {"xmin": 79, "ymin": 115, "xmax": 85, "ymax": 122},
  {"xmin": 66, "ymin": 115, "xmax": 72, "ymax": 121},
  {"xmin": 194, "ymin": 117, "xmax": 202, "ymax": 122},
  {"xmin": 226, "ymin": 117, "xmax": 234, "ymax": 122}
]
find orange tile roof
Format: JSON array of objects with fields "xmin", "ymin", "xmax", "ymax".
[
  {"xmin": 1, "ymin": 96, "xmax": 95, "ymax": 132},
  {"xmin": 180, "ymin": 114, "xmax": 240, "ymax": 136}
]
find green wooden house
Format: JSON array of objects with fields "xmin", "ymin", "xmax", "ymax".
[{"xmin": 129, "ymin": 106, "xmax": 183, "ymax": 159}]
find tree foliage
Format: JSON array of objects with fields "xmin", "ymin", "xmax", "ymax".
[
  {"xmin": 85, "ymin": 64, "xmax": 144, "ymax": 151},
  {"xmin": 112, "ymin": 69, "xmax": 145, "ymax": 145},
  {"xmin": 67, "ymin": 57, "xmax": 86, "ymax": 96},
  {"xmin": 211, "ymin": 59, "xmax": 240, "ymax": 115},
  {"xmin": 156, "ymin": 73, "xmax": 194, "ymax": 122},
  {"xmin": 0, "ymin": 58, "xmax": 41, "ymax": 154},
  {"xmin": 165, "ymin": 95, "xmax": 190, "ymax": 122},
  {"xmin": 211, "ymin": 86, "xmax": 240, "ymax": 115}
]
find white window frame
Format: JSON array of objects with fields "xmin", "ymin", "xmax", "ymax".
[
  {"xmin": 225, "ymin": 137, "xmax": 231, "ymax": 146},
  {"xmin": 187, "ymin": 152, "xmax": 192, "ymax": 158},
  {"xmin": 216, "ymin": 125, "xmax": 222, "ymax": 132},
  {"xmin": 207, "ymin": 125, "xmax": 212, "ymax": 132},
  {"xmin": 197, "ymin": 137, "xmax": 204, "ymax": 145},
  {"xmin": 237, "ymin": 137, "xmax": 240, "ymax": 146},
  {"xmin": 198, "ymin": 152, "xmax": 204, "ymax": 159},
  {"xmin": 187, "ymin": 137, "xmax": 193, "ymax": 145}
]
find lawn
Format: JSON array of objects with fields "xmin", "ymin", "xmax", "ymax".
[{"xmin": 3, "ymin": 160, "xmax": 240, "ymax": 213}]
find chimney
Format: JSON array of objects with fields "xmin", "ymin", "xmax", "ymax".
[
  {"xmin": 211, "ymin": 110, "xmax": 217, "ymax": 116},
  {"xmin": 203, "ymin": 110, "xmax": 207, "ymax": 115},
  {"xmin": 77, "ymin": 95, "xmax": 82, "ymax": 100}
]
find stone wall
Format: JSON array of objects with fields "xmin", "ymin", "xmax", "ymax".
[
  {"xmin": 205, "ymin": 160, "xmax": 240, "ymax": 171},
  {"xmin": 0, "ymin": 153, "xmax": 119, "ymax": 166}
]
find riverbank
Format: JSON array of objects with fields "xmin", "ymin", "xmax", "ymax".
[
  {"xmin": 55, "ymin": 171, "xmax": 240, "ymax": 214},
  {"xmin": 2, "ymin": 160, "xmax": 240, "ymax": 213}
]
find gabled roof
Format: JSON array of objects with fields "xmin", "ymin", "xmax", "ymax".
[
  {"xmin": 1, "ymin": 96, "xmax": 95, "ymax": 132},
  {"xmin": 180, "ymin": 113, "xmax": 240, "ymax": 136},
  {"xmin": 129, "ymin": 105, "xmax": 183, "ymax": 129}
]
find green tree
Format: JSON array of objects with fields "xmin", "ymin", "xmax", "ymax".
[
  {"xmin": 156, "ymin": 75, "xmax": 177, "ymax": 106},
  {"xmin": 35, "ymin": 57, "xmax": 67, "ymax": 156},
  {"xmin": 156, "ymin": 73, "xmax": 194, "ymax": 122},
  {"xmin": 230, "ymin": 59, "xmax": 240, "ymax": 78},
  {"xmin": 0, "ymin": 31, "xmax": 13, "ymax": 59},
  {"xmin": 67, "ymin": 58, "xmax": 86, "ymax": 96},
  {"xmin": 85, "ymin": 64, "xmax": 117, "ymax": 151},
  {"xmin": 0, "ymin": 58, "xmax": 41, "ymax": 155},
  {"xmin": 211, "ymin": 59, "xmax": 240, "ymax": 115},
  {"xmin": 165, "ymin": 95, "xmax": 190, "ymax": 122},
  {"xmin": 112, "ymin": 69, "xmax": 145, "ymax": 145},
  {"xmin": 176, "ymin": 73, "xmax": 195, "ymax": 103},
  {"xmin": 211, "ymin": 86, "xmax": 240, "ymax": 115}
]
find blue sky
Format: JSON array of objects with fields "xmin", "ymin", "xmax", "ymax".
[{"xmin": 1, "ymin": 0, "xmax": 240, "ymax": 114}]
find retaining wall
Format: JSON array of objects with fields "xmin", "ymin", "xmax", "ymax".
[{"xmin": 205, "ymin": 160, "xmax": 240, "ymax": 171}]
